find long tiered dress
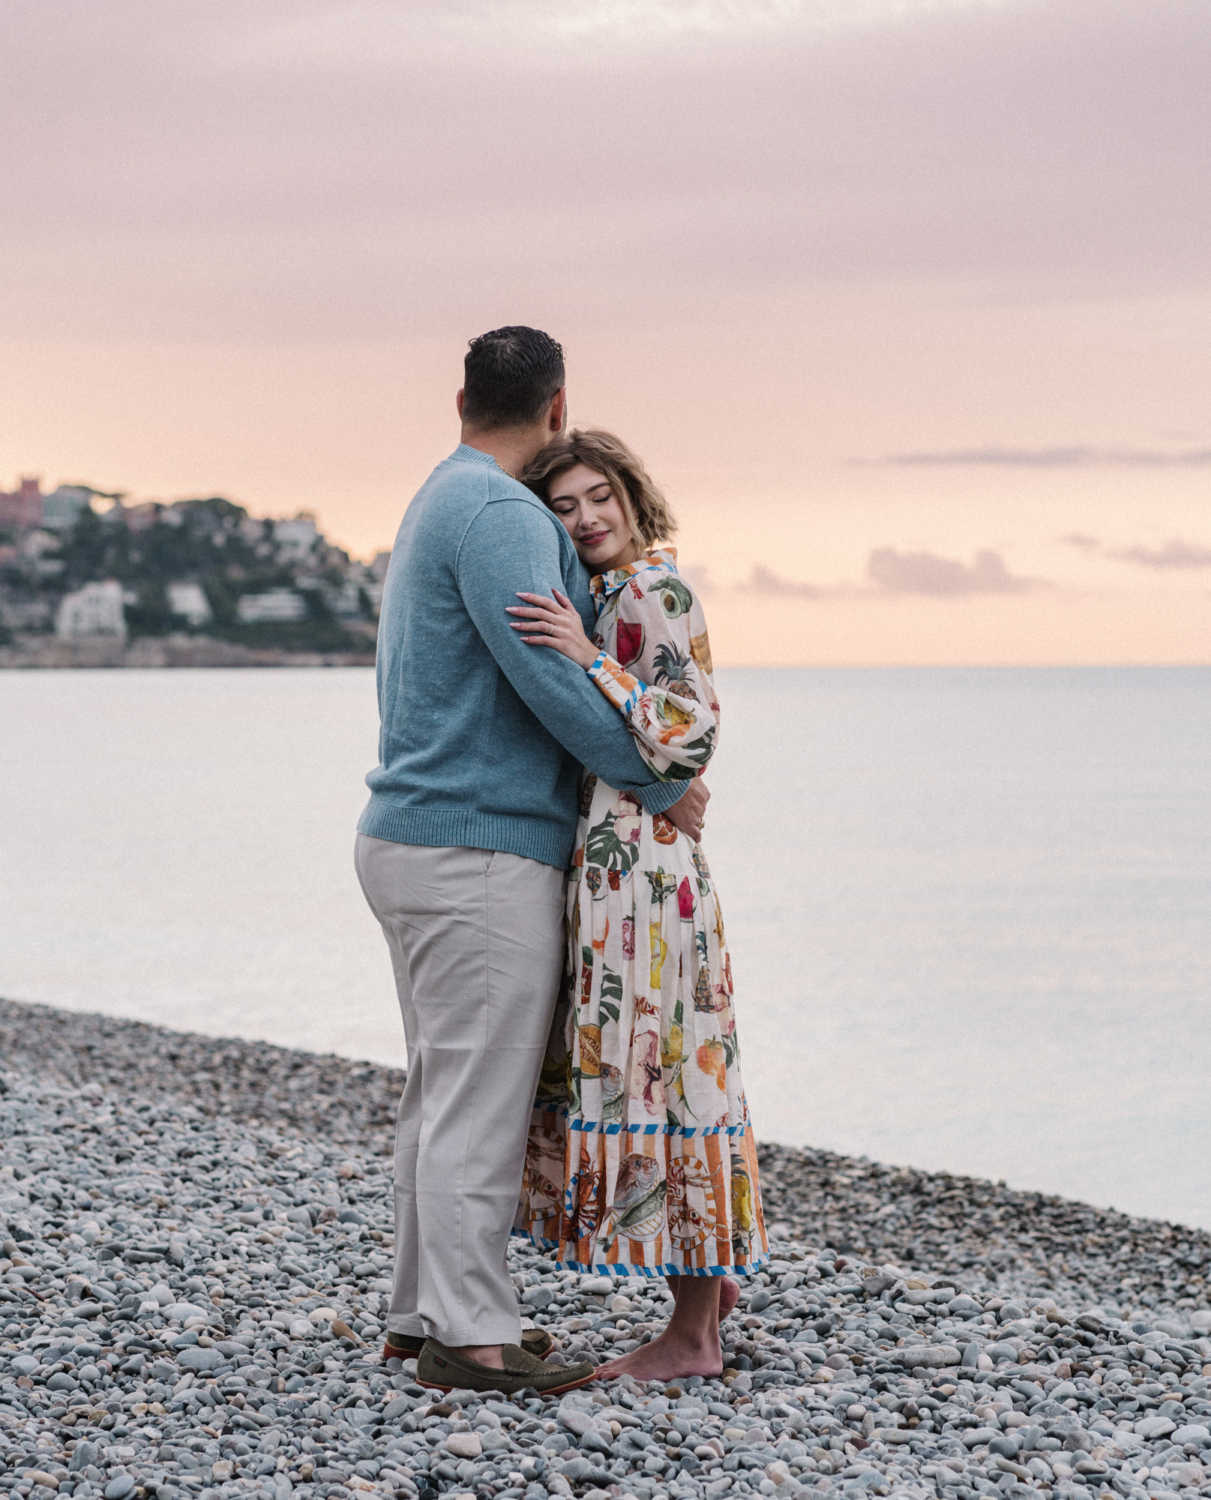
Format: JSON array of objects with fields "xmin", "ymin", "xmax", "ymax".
[{"xmin": 515, "ymin": 548, "xmax": 768, "ymax": 1278}]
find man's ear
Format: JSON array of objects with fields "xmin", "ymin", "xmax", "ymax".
[
  {"xmin": 456, "ymin": 388, "xmax": 466, "ymax": 420},
  {"xmin": 549, "ymin": 388, "xmax": 567, "ymax": 433}
]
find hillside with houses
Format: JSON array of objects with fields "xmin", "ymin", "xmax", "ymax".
[{"xmin": 0, "ymin": 475, "xmax": 389, "ymax": 665}]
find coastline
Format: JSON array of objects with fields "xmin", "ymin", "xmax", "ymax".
[
  {"xmin": 0, "ymin": 641, "xmax": 374, "ymax": 671},
  {"xmin": 2, "ymin": 998, "xmax": 1209, "ymax": 1500}
]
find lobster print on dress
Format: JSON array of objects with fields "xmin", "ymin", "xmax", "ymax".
[{"xmin": 516, "ymin": 548, "xmax": 768, "ymax": 1277}]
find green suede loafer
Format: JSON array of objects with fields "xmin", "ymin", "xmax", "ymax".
[
  {"xmin": 383, "ymin": 1327, "xmax": 555, "ymax": 1362},
  {"xmin": 416, "ymin": 1338, "xmax": 596, "ymax": 1396}
]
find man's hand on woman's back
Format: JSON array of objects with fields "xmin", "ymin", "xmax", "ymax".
[{"xmin": 665, "ymin": 778, "xmax": 710, "ymax": 843}]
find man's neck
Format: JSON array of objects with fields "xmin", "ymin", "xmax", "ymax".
[{"xmin": 459, "ymin": 425, "xmax": 541, "ymax": 481}]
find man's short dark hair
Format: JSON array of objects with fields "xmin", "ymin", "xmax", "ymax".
[{"xmin": 462, "ymin": 326, "xmax": 565, "ymax": 430}]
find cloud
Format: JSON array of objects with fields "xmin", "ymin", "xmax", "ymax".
[
  {"xmin": 744, "ymin": 564, "xmax": 824, "ymax": 599},
  {"xmin": 1107, "ymin": 539, "xmax": 1211, "ymax": 569},
  {"xmin": 741, "ymin": 551, "xmax": 1040, "ymax": 600},
  {"xmin": 0, "ymin": 0, "xmax": 1209, "ymax": 342},
  {"xmin": 866, "ymin": 547, "xmax": 1037, "ymax": 596},
  {"xmin": 881, "ymin": 447, "xmax": 1211, "ymax": 467},
  {"xmin": 1059, "ymin": 533, "xmax": 1211, "ymax": 568}
]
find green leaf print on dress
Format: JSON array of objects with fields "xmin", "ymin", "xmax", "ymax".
[
  {"xmin": 585, "ymin": 794, "xmax": 642, "ymax": 874},
  {"xmin": 597, "ymin": 963, "xmax": 622, "ymax": 1027},
  {"xmin": 674, "ymin": 726, "xmax": 716, "ymax": 769}
]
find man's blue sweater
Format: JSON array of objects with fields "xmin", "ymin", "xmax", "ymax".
[{"xmin": 359, "ymin": 443, "xmax": 686, "ymax": 869}]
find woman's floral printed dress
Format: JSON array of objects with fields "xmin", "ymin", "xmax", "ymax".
[{"xmin": 516, "ymin": 548, "xmax": 768, "ymax": 1277}]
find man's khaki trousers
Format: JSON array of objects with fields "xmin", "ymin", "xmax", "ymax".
[{"xmin": 354, "ymin": 834, "xmax": 565, "ymax": 1347}]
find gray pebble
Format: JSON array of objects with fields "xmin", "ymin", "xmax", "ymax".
[
  {"xmin": 2, "ymin": 998, "xmax": 1211, "ymax": 1500},
  {"xmin": 176, "ymin": 1346, "xmax": 222, "ymax": 1371}
]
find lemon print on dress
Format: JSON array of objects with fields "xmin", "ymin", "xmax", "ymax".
[
  {"xmin": 649, "ymin": 924, "xmax": 668, "ymax": 987},
  {"xmin": 730, "ymin": 1149, "xmax": 756, "ymax": 1239},
  {"xmin": 661, "ymin": 1019, "xmax": 684, "ymax": 1072}
]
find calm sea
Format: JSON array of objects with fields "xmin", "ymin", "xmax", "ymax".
[{"xmin": 2, "ymin": 666, "xmax": 1208, "ymax": 1230}]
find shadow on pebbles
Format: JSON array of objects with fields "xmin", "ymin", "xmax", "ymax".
[{"xmin": 1, "ymin": 997, "xmax": 1210, "ymax": 1500}]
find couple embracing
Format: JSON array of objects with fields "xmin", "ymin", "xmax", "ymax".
[{"xmin": 355, "ymin": 326, "xmax": 768, "ymax": 1396}]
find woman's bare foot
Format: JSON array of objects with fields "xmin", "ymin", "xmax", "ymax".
[
  {"xmin": 596, "ymin": 1327, "xmax": 723, "ymax": 1382},
  {"xmin": 596, "ymin": 1274, "xmax": 732, "ymax": 1382}
]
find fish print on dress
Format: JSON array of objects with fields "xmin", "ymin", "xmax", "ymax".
[{"xmin": 516, "ymin": 548, "xmax": 768, "ymax": 1277}]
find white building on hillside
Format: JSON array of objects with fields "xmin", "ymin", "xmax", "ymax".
[
  {"xmin": 237, "ymin": 589, "xmax": 306, "ymax": 623},
  {"xmin": 41, "ymin": 486, "xmax": 95, "ymax": 530},
  {"xmin": 272, "ymin": 515, "xmax": 319, "ymax": 563},
  {"xmin": 56, "ymin": 580, "xmax": 127, "ymax": 639},
  {"xmin": 167, "ymin": 581, "xmax": 213, "ymax": 627},
  {"xmin": 328, "ymin": 581, "xmax": 364, "ymax": 617}
]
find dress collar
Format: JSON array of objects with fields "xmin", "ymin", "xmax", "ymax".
[{"xmin": 590, "ymin": 546, "xmax": 679, "ymax": 603}]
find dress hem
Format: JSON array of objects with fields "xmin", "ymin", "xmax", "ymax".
[{"xmin": 509, "ymin": 1228, "xmax": 768, "ymax": 1277}]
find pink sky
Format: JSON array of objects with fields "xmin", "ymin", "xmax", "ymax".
[{"xmin": 2, "ymin": 0, "xmax": 1208, "ymax": 664}]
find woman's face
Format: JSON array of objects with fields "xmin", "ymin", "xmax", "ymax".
[{"xmin": 546, "ymin": 463, "xmax": 640, "ymax": 573}]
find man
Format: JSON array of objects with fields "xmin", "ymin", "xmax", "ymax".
[{"xmin": 355, "ymin": 327, "xmax": 708, "ymax": 1396}]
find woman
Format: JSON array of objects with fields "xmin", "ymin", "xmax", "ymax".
[{"xmin": 509, "ymin": 429, "xmax": 768, "ymax": 1382}]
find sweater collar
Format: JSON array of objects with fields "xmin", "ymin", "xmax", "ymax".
[{"xmin": 451, "ymin": 442, "xmax": 507, "ymax": 471}]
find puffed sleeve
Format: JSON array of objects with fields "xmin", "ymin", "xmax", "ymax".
[{"xmin": 587, "ymin": 565, "xmax": 719, "ymax": 780}]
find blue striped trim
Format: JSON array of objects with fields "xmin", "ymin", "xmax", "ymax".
[
  {"xmin": 534, "ymin": 1104, "xmax": 753, "ymax": 1139},
  {"xmin": 587, "ymin": 650, "xmax": 648, "ymax": 716},
  {"xmin": 509, "ymin": 1231, "xmax": 769, "ymax": 1278},
  {"xmin": 620, "ymin": 676, "xmax": 649, "ymax": 717},
  {"xmin": 568, "ymin": 1118, "xmax": 751, "ymax": 1138}
]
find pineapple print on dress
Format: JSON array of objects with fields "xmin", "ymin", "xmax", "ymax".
[{"xmin": 516, "ymin": 548, "xmax": 767, "ymax": 1277}]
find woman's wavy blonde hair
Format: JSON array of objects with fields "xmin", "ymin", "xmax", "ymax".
[{"xmin": 521, "ymin": 428, "xmax": 677, "ymax": 552}]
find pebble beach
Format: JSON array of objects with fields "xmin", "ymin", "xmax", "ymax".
[{"xmin": 2, "ymin": 999, "xmax": 1210, "ymax": 1500}]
